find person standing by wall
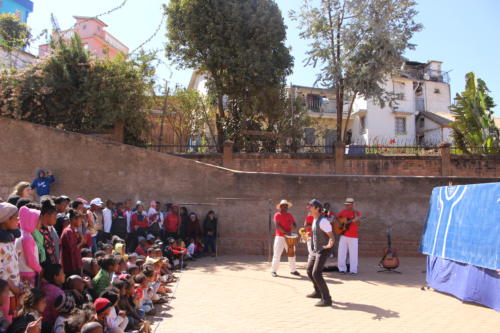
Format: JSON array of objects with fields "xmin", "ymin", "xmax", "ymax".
[
  {"xmin": 102, "ymin": 200, "xmax": 114, "ymax": 242},
  {"xmin": 337, "ymin": 198, "xmax": 361, "ymax": 275},
  {"xmin": 90, "ymin": 198, "xmax": 104, "ymax": 249},
  {"xmin": 271, "ymin": 200, "xmax": 300, "ymax": 277},
  {"xmin": 203, "ymin": 211, "xmax": 218, "ymax": 257},
  {"xmin": 31, "ymin": 169, "xmax": 55, "ymax": 200}
]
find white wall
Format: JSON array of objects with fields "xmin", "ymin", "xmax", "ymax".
[
  {"xmin": 0, "ymin": 47, "xmax": 37, "ymax": 69},
  {"xmin": 423, "ymin": 81, "xmax": 451, "ymax": 114},
  {"xmin": 352, "ymin": 78, "xmax": 417, "ymax": 144}
]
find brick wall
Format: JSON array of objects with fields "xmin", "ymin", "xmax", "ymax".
[{"xmin": 1, "ymin": 118, "xmax": 498, "ymax": 257}]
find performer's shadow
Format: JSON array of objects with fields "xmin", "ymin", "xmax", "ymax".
[{"xmin": 332, "ymin": 301, "xmax": 400, "ymax": 320}]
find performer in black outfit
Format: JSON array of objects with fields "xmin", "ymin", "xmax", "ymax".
[{"xmin": 306, "ymin": 199, "xmax": 335, "ymax": 307}]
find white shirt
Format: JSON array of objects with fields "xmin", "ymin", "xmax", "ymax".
[
  {"xmin": 125, "ymin": 210, "xmax": 132, "ymax": 233},
  {"xmin": 103, "ymin": 207, "xmax": 113, "ymax": 233},
  {"xmin": 314, "ymin": 217, "xmax": 332, "ymax": 233},
  {"xmin": 187, "ymin": 243, "xmax": 196, "ymax": 256}
]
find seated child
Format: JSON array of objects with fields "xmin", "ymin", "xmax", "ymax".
[
  {"xmin": 65, "ymin": 275, "xmax": 93, "ymax": 308},
  {"xmin": 53, "ymin": 293, "xmax": 76, "ymax": 333},
  {"xmin": 100, "ymin": 288, "xmax": 128, "ymax": 332},
  {"xmin": 133, "ymin": 274, "xmax": 154, "ymax": 316},
  {"xmin": 8, "ymin": 288, "xmax": 46, "ymax": 333}
]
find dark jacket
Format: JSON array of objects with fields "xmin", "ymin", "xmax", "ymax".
[{"xmin": 203, "ymin": 217, "xmax": 218, "ymax": 237}]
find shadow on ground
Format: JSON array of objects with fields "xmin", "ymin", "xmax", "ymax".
[
  {"xmin": 188, "ymin": 255, "xmax": 427, "ymax": 288},
  {"xmin": 332, "ymin": 300, "xmax": 400, "ymax": 320}
]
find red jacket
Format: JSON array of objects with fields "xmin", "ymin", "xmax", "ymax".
[
  {"xmin": 131, "ymin": 212, "xmax": 149, "ymax": 231},
  {"xmin": 60, "ymin": 226, "xmax": 82, "ymax": 274}
]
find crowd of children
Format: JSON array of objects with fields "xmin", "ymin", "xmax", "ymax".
[{"xmin": 0, "ymin": 179, "xmax": 219, "ymax": 333}]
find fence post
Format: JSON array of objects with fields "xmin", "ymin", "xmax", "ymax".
[
  {"xmin": 223, "ymin": 141, "xmax": 234, "ymax": 168},
  {"xmin": 440, "ymin": 142, "xmax": 451, "ymax": 176},
  {"xmin": 335, "ymin": 142, "xmax": 346, "ymax": 174},
  {"xmin": 113, "ymin": 120, "xmax": 125, "ymax": 143}
]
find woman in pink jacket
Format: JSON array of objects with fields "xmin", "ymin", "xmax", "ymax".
[{"xmin": 15, "ymin": 206, "xmax": 42, "ymax": 287}]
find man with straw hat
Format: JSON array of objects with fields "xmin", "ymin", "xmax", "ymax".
[
  {"xmin": 337, "ymin": 197, "xmax": 361, "ymax": 275},
  {"xmin": 271, "ymin": 199, "xmax": 300, "ymax": 277}
]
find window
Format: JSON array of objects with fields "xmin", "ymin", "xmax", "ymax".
[
  {"xmin": 395, "ymin": 117, "xmax": 406, "ymax": 135},
  {"xmin": 306, "ymin": 94, "xmax": 321, "ymax": 112},
  {"xmin": 360, "ymin": 116, "xmax": 366, "ymax": 134},
  {"xmin": 419, "ymin": 117, "xmax": 425, "ymax": 128},
  {"xmin": 434, "ymin": 88, "xmax": 440, "ymax": 94}
]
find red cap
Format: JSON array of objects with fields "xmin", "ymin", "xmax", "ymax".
[{"xmin": 94, "ymin": 298, "xmax": 112, "ymax": 314}]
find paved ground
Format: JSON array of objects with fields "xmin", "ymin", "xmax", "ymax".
[{"xmin": 152, "ymin": 256, "xmax": 500, "ymax": 333}]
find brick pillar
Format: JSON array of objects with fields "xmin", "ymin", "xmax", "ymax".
[
  {"xmin": 223, "ymin": 141, "xmax": 234, "ymax": 168},
  {"xmin": 113, "ymin": 120, "xmax": 125, "ymax": 143},
  {"xmin": 440, "ymin": 142, "xmax": 451, "ymax": 176},
  {"xmin": 335, "ymin": 142, "xmax": 346, "ymax": 174}
]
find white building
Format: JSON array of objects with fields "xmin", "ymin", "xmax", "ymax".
[{"xmin": 351, "ymin": 60, "xmax": 453, "ymax": 145}]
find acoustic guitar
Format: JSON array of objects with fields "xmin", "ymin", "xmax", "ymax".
[
  {"xmin": 379, "ymin": 225, "xmax": 400, "ymax": 270},
  {"xmin": 333, "ymin": 212, "xmax": 360, "ymax": 235}
]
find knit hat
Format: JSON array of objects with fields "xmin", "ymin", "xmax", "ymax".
[
  {"xmin": 54, "ymin": 292, "xmax": 76, "ymax": 315},
  {"xmin": 94, "ymin": 297, "xmax": 112, "ymax": 314},
  {"xmin": 0, "ymin": 202, "xmax": 18, "ymax": 224}
]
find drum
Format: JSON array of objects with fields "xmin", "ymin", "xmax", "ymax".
[{"xmin": 284, "ymin": 234, "xmax": 299, "ymax": 257}]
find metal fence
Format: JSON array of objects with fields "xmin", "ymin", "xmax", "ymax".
[
  {"xmin": 146, "ymin": 144, "xmax": 218, "ymax": 154},
  {"xmin": 145, "ymin": 143, "xmax": 499, "ymax": 156}
]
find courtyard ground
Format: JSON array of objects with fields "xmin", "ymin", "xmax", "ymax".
[{"xmin": 151, "ymin": 256, "xmax": 500, "ymax": 333}]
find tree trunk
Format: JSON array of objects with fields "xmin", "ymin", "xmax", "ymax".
[
  {"xmin": 343, "ymin": 93, "xmax": 357, "ymax": 143},
  {"xmin": 336, "ymin": 85, "xmax": 344, "ymax": 143},
  {"xmin": 216, "ymin": 93, "xmax": 225, "ymax": 152}
]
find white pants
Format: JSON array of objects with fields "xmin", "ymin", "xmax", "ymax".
[
  {"xmin": 338, "ymin": 235, "xmax": 358, "ymax": 273},
  {"xmin": 271, "ymin": 236, "xmax": 297, "ymax": 273}
]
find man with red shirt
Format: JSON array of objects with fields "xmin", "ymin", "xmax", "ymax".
[
  {"xmin": 163, "ymin": 204, "xmax": 180, "ymax": 240},
  {"xmin": 337, "ymin": 198, "xmax": 361, "ymax": 275},
  {"xmin": 271, "ymin": 199, "xmax": 300, "ymax": 277},
  {"xmin": 304, "ymin": 214, "xmax": 314, "ymax": 254}
]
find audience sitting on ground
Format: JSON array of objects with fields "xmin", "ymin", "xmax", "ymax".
[{"xmin": 0, "ymin": 177, "xmax": 218, "ymax": 333}]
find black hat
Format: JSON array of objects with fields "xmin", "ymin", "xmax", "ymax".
[{"xmin": 308, "ymin": 199, "xmax": 323, "ymax": 209}]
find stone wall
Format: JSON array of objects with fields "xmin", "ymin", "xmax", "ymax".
[
  {"xmin": 1, "ymin": 117, "xmax": 498, "ymax": 257},
  {"xmin": 180, "ymin": 151, "xmax": 499, "ymax": 178}
]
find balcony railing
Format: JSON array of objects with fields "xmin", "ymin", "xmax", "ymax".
[{"xmin": 403, "ymin": 68, "xmax": 450, "ymax": 83}]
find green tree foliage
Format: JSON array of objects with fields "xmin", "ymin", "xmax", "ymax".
[
  {"xmin": 450, "ymin": 72, "xmax": 499, "ymax": 154},
  {"xmin": 165, "ymin": 0, "xmax": 294, "ymax": 150},
  {"xmin": 165, "ymin": 88, "xmax": 213, "ymax": 146},
  {"xmin": 0, "ymin": 34, "xmax": 154, "ymax": 145},
  {"xmin": 291, "ymin": 0, "xmax": 422, "ymax": 142},
  {"xmin": 0, "ymin": 13, "xmax": 30, "ymax": 50}
]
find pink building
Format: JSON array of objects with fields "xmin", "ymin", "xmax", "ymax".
[{"xmin": 39, "ymin": 16, "xmax": 129, "ymax": 59}]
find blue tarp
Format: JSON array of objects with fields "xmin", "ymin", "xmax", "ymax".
[
  {"xmin": 420, "ymin": 182, "xmax": 500, "ymax": 270},
  {"xmin": 426, "ymin": 256, "xmax": 500, "ymax": 312}
]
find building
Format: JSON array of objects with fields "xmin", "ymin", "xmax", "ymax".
[
  {"xmin": 288, "ymin": 85, "xmax": 358, "ymax": 149},
  {"xmin": 188, "ymin": 72, "xmax": 355, "ymax": 151},
  {"xmin": 0, "ymin": 0, "xmax": 33, "ymax": 23},
  {"xmin": 39, "ymin": 16, "xmax": 129, "ymax": 59},
  {"xmin": 351, "ymin": 60, "xmax": 453, "ymax": 145}
]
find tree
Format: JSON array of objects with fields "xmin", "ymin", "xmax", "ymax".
[
  {"xmin": 165, "ymin": 0, "xmax": 293, "ymax": 150},
  {"xmin": 164, "ymin": 88, "xmax": 212, "ymax": 148},
  {"xmin": 450, "ymin": 72, "xmax": 499, "ymax": 154},
  {"xmin": 291, "ymin": 0, "xmax": 422, "ymax": 142},
  {"xmin": 0, "ymin": 34, "xmax": 154, "ymax": 145},
  {"xmin": 0, "ymin": 13, "xmax": 30, "ymax": 50}
]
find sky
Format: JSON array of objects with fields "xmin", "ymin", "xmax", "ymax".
[{"xmin": 26, "ymin": 0, "xmax": 500, "ymax": 115}]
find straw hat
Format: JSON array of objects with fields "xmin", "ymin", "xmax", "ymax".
[
  {"xmin": 344, "ymin": 198, "xmax": 355, "ymax": 205},
  {"xmin": 276, "ymin": 199, "xmax": 292, "ymax": 210}
]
